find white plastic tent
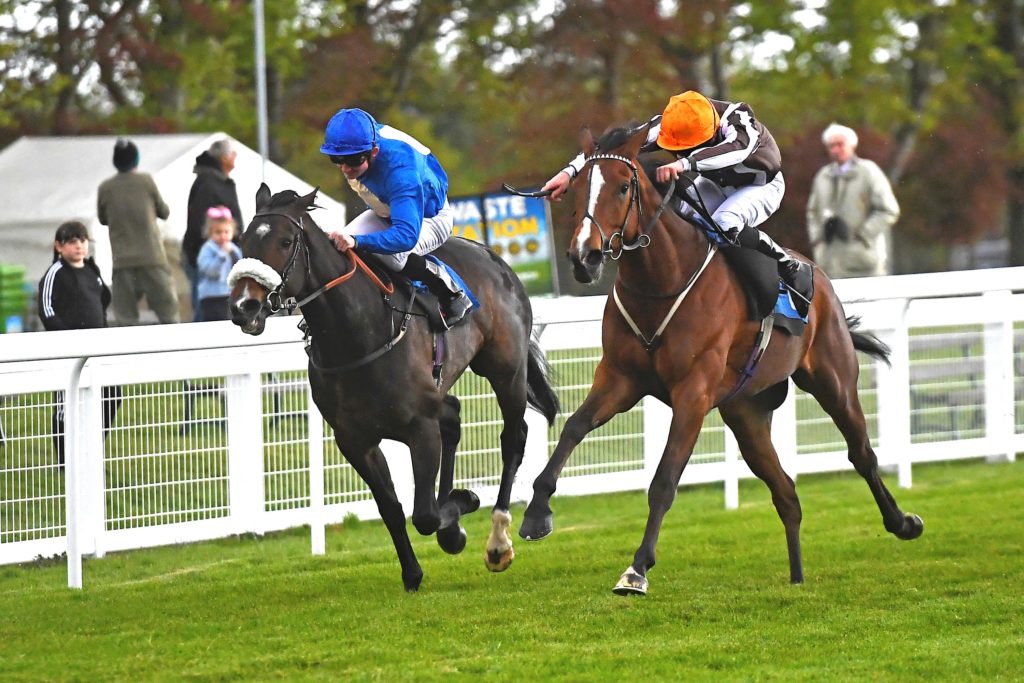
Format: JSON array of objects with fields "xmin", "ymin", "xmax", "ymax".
[{"xmin": 0, "ymin": 133, "xmax": 346, "ymax": 294}]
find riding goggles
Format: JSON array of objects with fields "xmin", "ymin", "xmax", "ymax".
[{"xmin": 329, "ymin": 152, "xmax": 371, "ymax": 167}]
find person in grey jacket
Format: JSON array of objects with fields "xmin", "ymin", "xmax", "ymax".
[
  {"xmin": 97, "ymin": 138, "xmax": 180, "ymax": 324},
  {"xmin": 806, "ymin": 124, "xmax": 901, "ymax": 278}
]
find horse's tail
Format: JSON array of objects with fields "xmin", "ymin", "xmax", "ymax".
[
  {"xmin": 847, "ymin": 315, "xmax": 891, "ymax": 366},
  {"xmin": 526, "ymin": 339, "xmax": 560, "ymax": 425}
]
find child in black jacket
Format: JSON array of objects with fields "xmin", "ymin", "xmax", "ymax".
[{"xmin": 37, "ymin": 221, "xmax": 121, "ymax": 464}]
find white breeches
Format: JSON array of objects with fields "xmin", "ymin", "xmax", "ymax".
[
  {"xmin": 346, "ymin": 201, "xmax": 454, "ymax": 270},
  {"xmin": 684, "ymin": 173, "xmax": 786, "ymax": 234}
]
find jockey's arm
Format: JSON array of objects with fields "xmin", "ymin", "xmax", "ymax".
[{"xmin": 350, "ymin": 192, "xmax": 423, "ymax": 254}]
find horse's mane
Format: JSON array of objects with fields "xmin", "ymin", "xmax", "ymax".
[{"xmin": 595, "ymin": 122, "xmax": 639, "ymax": 153}]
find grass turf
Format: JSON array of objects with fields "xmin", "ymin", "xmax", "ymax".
[{"xmin": 0, "ymin": 458, "xmax": 1021, "ymax": 681}]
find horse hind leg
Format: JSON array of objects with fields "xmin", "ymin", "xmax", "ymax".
[
  {"xmin": 794, "ymin": 349, "xmax": 924, "ymax": 541},
  {"xmin": 719, "ymin": 397, "xmax": 804, "ymax": 584},
  {"xmin": 436, "ymin": 395, "xmax": 481, "ymax": 555}
]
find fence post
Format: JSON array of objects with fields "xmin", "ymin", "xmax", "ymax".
[
  {"xmin": 983, "ymin": 290, "xmax": 1015, "ymax": 463},
  {"xmin": 80, "ymin": 375, "xmax": 106, "ymax": 560},
  {"xmin": 226, "ymin": 371, "xmax": 266, "ymax": 535},
  {"xmin": 307, "ymin": 383, "xmax": 326, "ymax": 555},
  {"xmin": 771, "ymin": 382, "xmax": 798, "ymax": 479},
  {"xmin": 642, "ymin": 396, "xmax": 672, "ymax": 483},
  {"xmin": 65, "ymin": 357, "xmax": 87, "ymax": 589},
  {"xmin": 876, "ymin": 300, "xmax": 912, "ymax": 488}
]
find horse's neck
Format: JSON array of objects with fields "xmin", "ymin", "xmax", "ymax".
[
  {"xmin": 300, "ymin": 247, "xmax": 389, "ymax": 362},
  {"xmin": 616, "ymin": 182, "xmax": 708, "ymax": 292}
]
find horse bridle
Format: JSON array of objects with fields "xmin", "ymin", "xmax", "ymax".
[
  {"xmin": 248, "ymin": 210, "xmax": 408, "ymax": 373},
  {"xmin": 580, "ymin": 153, "xmax": 676, "ymax": 260},
  {"xmin": 252, "ymin": 211, "xmax": 391, "ymax": 315}
]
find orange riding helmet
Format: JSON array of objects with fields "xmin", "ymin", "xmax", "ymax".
[{"xmin": 656, "ymin": 91, "xmax": 720, "ymax": 151}]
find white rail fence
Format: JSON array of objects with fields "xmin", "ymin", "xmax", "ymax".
[{"xmin": 1, "ymin": 268, "xmax": 1022, "ymax": 588}]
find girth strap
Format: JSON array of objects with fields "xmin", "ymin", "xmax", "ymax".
[{"xmin": 722, "ymin": 313, "xmax": 775, "ymax": 402}]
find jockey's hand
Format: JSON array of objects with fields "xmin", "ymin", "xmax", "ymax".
[
  {"xmin": 328, "ymin": 231, "xmax": 355, "ymax": 252},
  {"xmin": 541, "ymin": 171, "xmax": 571, "ymax": 201},
  {"xmin": 656, "ymin": 159, "xmax": 687, "ymax": 184}
]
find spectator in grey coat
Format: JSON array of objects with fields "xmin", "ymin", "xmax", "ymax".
[{"xmin": 806, "ymin": 124, "xmax": 901, "ymax": 278}]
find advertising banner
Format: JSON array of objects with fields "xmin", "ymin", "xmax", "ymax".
[{"xmin": 449, "ymin": 192, "xmax": 557, "ymax": 296}]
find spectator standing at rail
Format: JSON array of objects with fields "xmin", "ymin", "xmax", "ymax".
[
  {"xmin": 196, "ymin": 206, "xmax": 242, "ymax": 321},
  {"xmin": 183, "ymin": 138, "xmax": 243, "ymax": 321},
  {"xmin": 806, "ymin": 123, "xmax": 901, "ymax": 278},
  {"xmin": 97, "ymin": 138, "xmax": 180, "ymax": 325},
  {"xmin": 37, "ymin": 221, "xmax": 121, "ymax": 465}
]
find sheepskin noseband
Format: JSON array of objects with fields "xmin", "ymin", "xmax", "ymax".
[{"xmin": 227, "ymin": 258, "xmax": 283, "ymax": 291}]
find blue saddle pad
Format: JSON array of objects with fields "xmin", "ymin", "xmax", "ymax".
[
  {"xmin": 410, "ymin": 255, "xmax": 480, "ymax": 310},
  {"xmin": 774, "ymin": 283, "xmax": 807, "ymax": 323}
]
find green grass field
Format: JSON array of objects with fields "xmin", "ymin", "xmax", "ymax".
[{"xmin": 1, "ymin": 458, "xmax": 1021, "ymax": 682}]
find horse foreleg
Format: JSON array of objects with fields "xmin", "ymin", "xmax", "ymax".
[
  {"xmin": 342, "ymin": 440, "xmax": 424, "ymax": 592},
  {"xmin": 614, "ymin": 387, "xmax": 709, "ymax": 596},
  {"xmin": 407, "ymin": 417, "xmax": 443, "ymax": 537},
  {"xmin": 436, "ymin": 395, "xmax": 480, "ymax": 555},
  {"xmin": 521, "ymin": 364, "xmax": 641, "ymax": 541},
  {"xmin": 719, "ymin": 398, "xmax": 804, "ymax": 584}
]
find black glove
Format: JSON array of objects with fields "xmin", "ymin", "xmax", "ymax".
[{"xmin": 823, "ymin": 215, "xmax": 851, "ymax": 243}]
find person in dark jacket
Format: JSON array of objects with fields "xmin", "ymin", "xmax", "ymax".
[
  {"xmin": 37, "ymin": 221, "xmax": 121, "ymax": 465},
  {"xmin": 182, "ymin": 138, "xmax": 243, "ymax": 321}
]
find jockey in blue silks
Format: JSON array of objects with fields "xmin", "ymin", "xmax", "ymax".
[{"xmin": 322, "ymin": 107, "xmax": 472, "ymax": 326}]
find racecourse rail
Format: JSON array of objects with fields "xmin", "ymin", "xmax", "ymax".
[{"xmin": 1, "ymin": 267, "xmax": 1022, "ymax": 588}]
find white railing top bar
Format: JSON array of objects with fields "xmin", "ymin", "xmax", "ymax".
[
  {"xmin": 531, "ymin": 266, "xmax": 1024, "ymax": 326},
  {"xmin": 0, "ymin": 316, "xmax": 305, "ymax": 364}
]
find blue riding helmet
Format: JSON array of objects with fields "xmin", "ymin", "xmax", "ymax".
[{"xmin": 320, "ymin": 108, "xmax": 379, "ymax": 156}]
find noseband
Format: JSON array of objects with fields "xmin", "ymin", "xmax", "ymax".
[{"xmin": 581, "ymin": 154, "xmax": 675, "ymax": 260}]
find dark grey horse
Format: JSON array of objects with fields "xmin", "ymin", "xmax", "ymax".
[{"xmin": 229, "ymin": 184, "xmax": 559, "ymax": 592}]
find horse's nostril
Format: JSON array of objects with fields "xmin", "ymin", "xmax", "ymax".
[{"xmin": 584, "ymin": 250, "xmax": 603, "ymax": 267}]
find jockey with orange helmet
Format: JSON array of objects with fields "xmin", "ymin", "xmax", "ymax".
[
  {"xmin": 542, "ymin": 90, "xmax": 813, "ymax": 312},
  {"xmin": 322, "ymin": 107, "xmax": 472, "ymax": 326}
]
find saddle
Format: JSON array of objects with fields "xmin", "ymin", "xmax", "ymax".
[
  {"xmin": 357, "ymin": 250, "xmax": 472, "ymax": 334},
  {"xmin": 638, "ymin": 155, "xmax": 806, "ymax": 337}
]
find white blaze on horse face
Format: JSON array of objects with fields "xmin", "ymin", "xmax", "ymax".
[
  {"xmin": 577, "ymin": 165, "xmax": 605, "ymax": 256},
  {"xmin": 255, "ymin": 223, "xmax": 271, "ymax": 238}
]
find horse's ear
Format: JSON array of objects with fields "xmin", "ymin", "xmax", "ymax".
[
  {"xmin": 299, "ymin": 186, "xmax": 319, "ymax": 210},
  {"xmin": 255, "ymin": 183, "xmax": 272, "ymax": 210},
  {"xmin": 579, "ymin": 126, "xmax": 596, "ymax": 156}
]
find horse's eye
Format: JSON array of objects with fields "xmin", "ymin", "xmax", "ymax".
[
  {"xmin": 280, "ymin": 238, "xmax": 293, "ymax": 249},
  {"xmin": 620, "ymin": 183, "xmax": 630, "ymax": 195}
]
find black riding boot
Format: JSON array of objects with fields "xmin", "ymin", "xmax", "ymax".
[
  {"xmin": 734, "ymin": 225, "xmax": 814, "ymax": 317},
  {"xmin": 401, "ymin": 253, "xmax": 473, "ymax": 327}
]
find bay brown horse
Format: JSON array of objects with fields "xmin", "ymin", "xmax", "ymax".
[
  {"xmin": 229, "ymin": 184, "xmax": 559, "ymax": 592},
  {"xmin": 518, "ymin": 123, "xmax": 923, "ymax": 595}
]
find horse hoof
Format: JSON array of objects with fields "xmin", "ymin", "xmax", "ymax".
[
  {"xmin": 897, "ymin": 513, "xmax": 924, "ymax": 540},
  {"xmin": 437, "ymin": 524, "xmax": 468, "ymax": 555},
  {"xmin": 485, "ymin": 547, "xmax": 514, "ymax": 572},
  {"xmin": 412, "ymin": 512, "xmax": 441, "ymax": 536},
  {"xmin": 612, "ymin": 567, "xmax": 648, "ymax": 596},
  {"xmin": 518, "ymin": 513, "xmax": 552, "ymax": 541},
  {"xmin": 403, "ymin": 568, "xmax": 424, "ymax": 593},
  {"xmin": 448, "ymin": 488, "xmax": 480, "ymax": 514}
]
